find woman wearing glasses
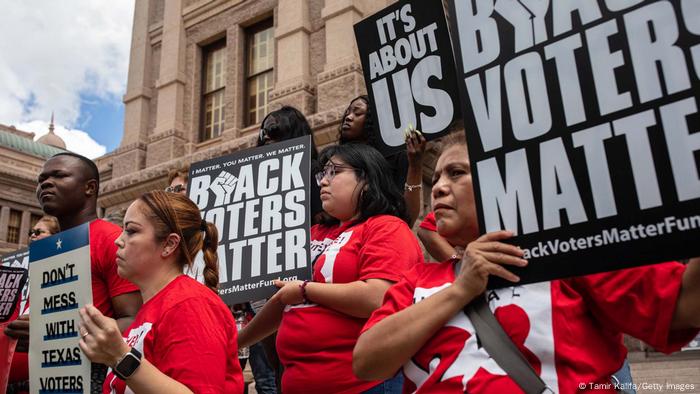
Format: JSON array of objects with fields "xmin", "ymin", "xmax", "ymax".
[
  {"xmin": 339, "ymin": 95, "xmax": 427, "ymax": 226},
  {"xmin": 28, "ymin": 215, "xmax": 59, "ymax": 241},
  {"xmin": 239, "ymin": 143, "xmax": 423, "ymax": 393}
]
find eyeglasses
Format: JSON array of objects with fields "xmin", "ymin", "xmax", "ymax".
[
  {"xmin": 259, "ymin": 125, "xmax": 284, "ymax": 143},
  {"xmin": 165, "ymin": 184, "xmax": 186, "ymax": 193},
  {"xmin": 28, "ymin": 228, "xmax": 47, "ymax": 237},
  {"xmin": 314, "ymin": 163, "xmax": 356, "ymax": 186}
]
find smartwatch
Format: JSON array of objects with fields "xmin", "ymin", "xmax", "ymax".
[{"xmin": 113, "ymin": 347, "xmax": 142, "ymax": 380}]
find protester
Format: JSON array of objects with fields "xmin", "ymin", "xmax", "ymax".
[
  {"xmin": 239, "ymin": 143, "xmax": 423, "ymax": 393},
  {"xmin": 354, "ymin": 132, "xmax": 700, "ymax": 393},
  {"xmin": 338, "ymin": 95, "xmax": 425, "ymax": 225},
  {"xmin": 4, "ymin": 152, "xmax": 142, "ymax": 392},
  {"xmin": 166, "ymin": 166, "xmax": 189, "ymax": 195},
  {"xmin": 4, "ymin": 215, "xmax": 59, "ymax": 394},
  {"xmin": 28, "ymin": 215, "xmax": 59, "ymax": 242},
  {"xmin": 78, "ymin": 191, "xmax": 243, "ymax": 393},
  {"xmin": 259, "ymin": 105, "xmax": 321, "ymax": 221}
]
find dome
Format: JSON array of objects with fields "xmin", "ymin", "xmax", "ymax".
[{"xmin": 37, "ymin": 130, "xmax": 66, "ymax": 149}]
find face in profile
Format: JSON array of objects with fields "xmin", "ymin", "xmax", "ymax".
[
  {"xmin": 317, "ymin": 156, "xmax": 364, "ymax": 223},
  {"xmin": 431, "ymin": 145, "xmax": 479, "ymax": 248},
  {"xmin": 115, "ymin": 200, "xmax": 169, "ymax": 282},
  {"xmin": 341, "ymin": 99, "xmax": 368, "ymax": 142}
]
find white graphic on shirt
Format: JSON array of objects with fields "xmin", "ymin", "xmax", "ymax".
[
  {"xmin": 404, "ymin": 282, "xmax": 558, "ymax": 392},
  {"xmin": 319, "ymin": 230, "xmax": 353, "ymax": 283},
  {"xmin": 109, "ymin": 322, "xmax": 153, "ymax": 394},
  {"xmin": 310, "ymin": 237, "xmax": 335, "ymax": 265}
]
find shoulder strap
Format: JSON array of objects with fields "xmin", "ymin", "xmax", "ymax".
[{"xmin": 455, "ymin": 262, "xmax": 552, "ymax": 394}]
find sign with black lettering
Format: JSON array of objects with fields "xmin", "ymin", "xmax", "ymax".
[
  {"xmin": 29, "ymin": 223, "xmax": 92, "ymax": 393},
  {"xmin": 188, "ymin": 135, "xmax": 312, "ymax": 305},
  {"xmin": 447, "ymin": 0, "xmax": 700, "ymax": 287},
  {"xmin": 0, "ymin": 248, "xmax": 29, "ymax": 322},
  {"xmin": 354, "ymin": 0, "xmax": 460, "ymax": 154}
]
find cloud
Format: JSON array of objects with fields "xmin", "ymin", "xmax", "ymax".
[
  {"xmin": 0, "ymin": 1, "xmax": 133, "ymax": 153},
  {"xmin": 17, "ymin": 120, "xmax": 107, "ymax": 159}
]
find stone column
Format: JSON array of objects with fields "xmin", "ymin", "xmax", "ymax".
[
  {"xmin": 0, "ymin": 207, "xmax": 10, "ymax": 242},
  {"xmin": 316, "ymin": 0, "xmax": 368, "ymax": 113},
  {"xmin": 269, "ymin": 0, "xmax": 315, "ymax": 114},
  {"xmin": 113, "ymin": 0, "xmax": 152, "ymax": 178},
  {"xmin": 18, "ymin": 210, "xmax": 31, "ymax": 246},
  {"xmin": 148, "ymin": 0, "xmax": 187, "ymax": 168}
]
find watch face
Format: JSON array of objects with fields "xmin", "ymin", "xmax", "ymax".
[{"xmin": 116, "ymin": 353, "xmax": 141, "ymax": 378}]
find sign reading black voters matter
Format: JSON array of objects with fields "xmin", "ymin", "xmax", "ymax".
[
  {"xmin": 447, "ymin": 0, "xmax": 700, "ymax": 287},
  {"xmin": 29, "ymin": 223, "xmax": 92, "ymax": 394},
  {"xmin": 0, "ymin": 248, "xmax": 29, "ymax": 322},
  {"xmin": 188, "ymin": 135, "xmax": 312, "ymax": 304},
  {"xmin": 354, "ymin": 0, "xmax": 460, "ymax": 154}
]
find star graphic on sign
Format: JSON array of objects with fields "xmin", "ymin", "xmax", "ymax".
[{"xmin": 56, "ymin": 239, "xmax": 62, "ymax": 250}]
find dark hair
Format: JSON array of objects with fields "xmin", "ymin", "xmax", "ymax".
[
  {"xmin": 338, "ymin": 95, "xmax": 377, "ymax": 146},
  {"xmin": 167, "ymin": 165, "xmax": 190, "ymax": 185},
  {"xmin": 257, "ymin": 106, "xmax": 318, "ymax": 161},
  {"xmin": 51, "ymin": 152, "xmax": 100, "ymax": 196},
  {"xmin": 138, "ymin": 191, "xmax": 220, "ymax": 292},
  {"xmin": 318, "ymin": 143, "xmax": 409, "ymax": 226}
]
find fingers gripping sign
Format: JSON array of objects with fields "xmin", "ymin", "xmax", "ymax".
[
  {"xmin": 78, "ymin": 304, "xmax": 130, "ymax": 368},
  {"xmin": 453, "ymin": 230, "xmax": 528, "ymax": 298},
  {"xmin": 209, "ymin": 170, "xmax": 238, "ymax": 207}
]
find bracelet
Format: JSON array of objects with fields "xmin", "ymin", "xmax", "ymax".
[
  {"xmin": 405, "ymin": 183, "xmax": 422, "ymax": 192},
  {"xmin": 300, "ymin": 280, "xmax": 310, "ymax": 303}
]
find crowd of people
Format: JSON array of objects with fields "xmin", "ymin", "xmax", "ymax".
[{"xmin": 1, "ymin": 94, "xmax": 699, "ymax": 394}]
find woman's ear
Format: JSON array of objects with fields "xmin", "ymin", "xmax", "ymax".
[{"xmin": 161, "ymin": 233, "xmax": 181, "ymax": 258}]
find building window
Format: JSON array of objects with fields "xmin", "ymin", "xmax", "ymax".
[
  {"xmin": 202, "ymin": 40, "xmax": 226, "ymax": 141},
  {"xmin": 246, "ymin": 20, "xmax": 274, "ymax": 126},
  {"xmin": 7, "ymin": 209, "xmax": 21, "ymax": 244}
]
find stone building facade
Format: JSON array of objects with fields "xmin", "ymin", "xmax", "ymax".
[
  {"xmin": 0, "ymin": 123, "xmax": 65, "ymax": 253},
  {"xmin": 94, "ymin": 0, "xmax": 410, "ymax": 216}
]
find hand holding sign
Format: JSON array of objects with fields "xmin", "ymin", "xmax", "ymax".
[
  {"xmin": 78, "ymin": 304, "xmax": 129, "ymax": 368},
  {"xmin": 452, "ymin": 231, "xmax": 528, "ymax": 301},
  {"xmin": 274, "ymin": 280, "xmax": 305, "ymax": 306},
  {"xmin": 4, "ymin": 314, "xmax": 29, "ymax": 352}
]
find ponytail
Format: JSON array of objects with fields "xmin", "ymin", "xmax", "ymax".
[
  {"xmin": 201, "ymin": 221, "xmax": 220, "ymax": 292},
  {"xmin": 139, "ymin": 191, "xmax": 221, "ymax": 293}
]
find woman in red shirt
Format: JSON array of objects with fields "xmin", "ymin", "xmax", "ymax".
[
  {"xmin": 78, "ymin": 191, "xmax": 244, "ymax": 394},
  {"xmin": 354, "ymin": 132, "xmax": 700, "ymax": 393},
  {"xmin": 239, "ymin": 143, "xmax": 423, "ymax": 393}
]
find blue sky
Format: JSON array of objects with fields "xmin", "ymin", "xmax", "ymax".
[
  {"xmin": 0, "ymin": 1, "xmax": 134, "ymax": 158},
  {"xmin": 77, "ymin": 95, "xmax": 125, "ymax": 152}
]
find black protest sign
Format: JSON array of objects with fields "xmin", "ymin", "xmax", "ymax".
[
  {"xmin": 447, "ymin": 0, "xmax": 700, "ymax": 287},
  {"xmin": 354, "ymin": 0, "xmax": 460, "ymax": 154},
  {"xmin": 0, "ymin": 249, "xmax": 29, "ymax": 322},
  {"xmin": 188, "ymin": 136, "xmax": 312, "ymax": 304}
]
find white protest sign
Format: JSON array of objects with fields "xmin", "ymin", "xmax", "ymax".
[{"xmin": 29, "ymin": 223, "xmax": 92, "ymax": 394}]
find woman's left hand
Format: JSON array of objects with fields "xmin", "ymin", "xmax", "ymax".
[
  {"xmin": 274, "ymin": 280, "xmax": 306, "ymax": 305},
  {"xmin": 78, "ymin": 304, "xmax": 130, "ymax": 367}
]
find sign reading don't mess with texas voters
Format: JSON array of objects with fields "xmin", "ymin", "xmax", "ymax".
[{"xmin": 29, "ymin": 223, "xmax": 92, "ymax": 394}]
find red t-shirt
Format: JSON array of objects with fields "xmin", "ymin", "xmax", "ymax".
[
  {"xmin": 5, "ymin": 219, "xmax": 137, "ymax": 385},
  {"xmin": 363, "ymin": 261, "xmax": 699, "ymax": 394},
  {"xmin": 103, "ymin": 275, "xmax": 243, "ymax": 394},
  {"xmin": 277, "ymin": 215, "xmax": 423, "ymax": 393},
  {"xmin": 419, "ymin": 212, "xmax": 437, "ymax": 232}
]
